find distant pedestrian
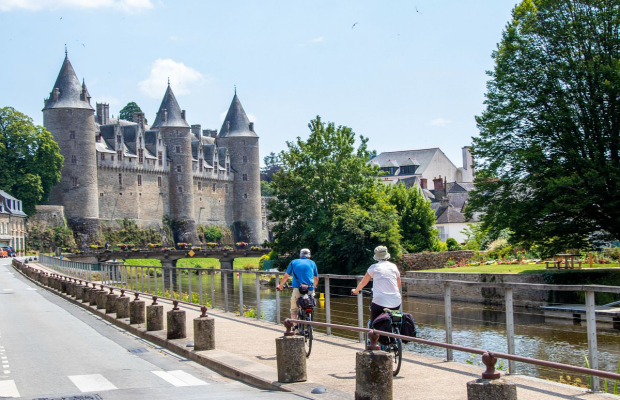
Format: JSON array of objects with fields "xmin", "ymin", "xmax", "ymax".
[{"xmin": 104, "ymin": 242, "xmax": 109, "ymax": 250}]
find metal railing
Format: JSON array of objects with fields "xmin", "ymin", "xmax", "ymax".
[{"xmin": 37, "ymin": 255, "xmax": 620, "ymax": 392}]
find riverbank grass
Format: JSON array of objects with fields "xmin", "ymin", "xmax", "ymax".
[{"xmin": 424, "ymin": 263, "xmax": 619, "ymax": 274}]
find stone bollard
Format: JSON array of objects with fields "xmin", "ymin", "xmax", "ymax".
[
  {"xmin": 194, "ymin": 306, "xmax": 215, "ymax": 351},
  {"xmin": 75, "ymin": 283, "xmax": 84, "ymax": 300},
  {"xmin": 466, "ymin": 353, "xmax": 517, "ymax": 400},
  {"xmin": 146, "ymin": 296, "xmax": 164, "ymax": 331},
  {"xmin": 96, "ymin": 286, "xmax": 108, "ymax": 310},
  {"xmin": 355, "ymin": 331, "xmax": 393, "ymax": 400},
  {"xmin": 116, "ymin": 290, "xmax": 130, "ymax": 319},
  {"xmin": 276, "ymin": 320, "xmax": 307, "ymax": 383},
  {"xmin": 41, "ymin": 274, "xmax": 49, "ymax": 287},
  {"xmin": 82, "ymin": 285, "xmax": 92, "ymax": 303},
  {"xmin": 89, "ymin": 284, "xmax": 99, "ymax": 306},
  {"xmin": 167, "ymin": 301, "xmax": 186, "ymax": 340},
  {"xmin": 60, "ymin": 278, "xmax": 67, "ymax": 293},
  {"xmin": 66, "ymin": 281, "xmax": 75, "ymax": 297},
  {"xmin": 130, "ymin": 293, "xmax": 146, "ymax": 325},
  {"xmin": 106, "ymin": 288, "xmax": 118, "ymax": 314}
]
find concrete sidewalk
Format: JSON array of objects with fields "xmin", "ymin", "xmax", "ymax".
[{"xmin": 23, "ymin": 260, "xmax": 616, "ymax": 400}]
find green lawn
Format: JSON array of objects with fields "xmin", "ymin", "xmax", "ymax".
[
  {"xmin": 122, "ymin": 257, "xmax": 261, "ymax": 270},
  {"xmin": 424, "ymin": 263, "xmax": 620, "ymax": 274}
]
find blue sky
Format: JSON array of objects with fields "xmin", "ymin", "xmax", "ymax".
[{"xmin": 0, "ymin": 0, "xmax": 516, "ymax": 168}]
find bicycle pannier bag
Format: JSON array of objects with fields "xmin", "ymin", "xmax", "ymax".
[
  {"xmin": 296, "ymin": 294, "xmax": 316, "ymax": 309},
  {"xmin": 371, "ymin": 312, "xmax": 393, "ymax": 345},
  {"xmin": 400, "ymin": 313, "xmax": 417, "ymax": 343},
  {"xmin": 299, "ymin": 283, "xmax": 309, "ymax": 295}
]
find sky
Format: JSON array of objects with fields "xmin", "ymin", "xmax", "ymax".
[{"xmin": 0, "ymin": 0, "xmax": 517, "ymax": 168}]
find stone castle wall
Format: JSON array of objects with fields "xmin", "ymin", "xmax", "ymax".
[{"xmin": 400, "ymin": 250, "xmax": 478, "ymax": 271}]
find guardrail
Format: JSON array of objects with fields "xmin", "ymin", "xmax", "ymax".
[{"xmin": 36, "ymin": 255, "xmax": 620, "ymax": 391}]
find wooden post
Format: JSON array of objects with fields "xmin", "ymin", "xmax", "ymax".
[{"xmin": 589, "ymin": 252, "xmax": 593, "ymax": 268}]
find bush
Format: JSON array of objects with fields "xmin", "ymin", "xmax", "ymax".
[
  {"xmin": 198, "ymin": 225, "xmax": 224, "ymax": 243},
  {"xmin": 446, "ymin": 238, "xmax": 462, "ymax": 251},
  {"xmin": 602, "ymin": 247, "xmax": 620, "ymax": 261}
]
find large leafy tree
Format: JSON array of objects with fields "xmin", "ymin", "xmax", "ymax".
[
  {"xmin": 469, "ymin": 0, "xmax": 620, "ymax": 248},
  {"xmin": 268, "ymin": 116, "xmax": 401, "ymax": 274},
  {"xmin": 0, "ymin": 107, "xmax": 63, "ymax": 215},
  {"xmin": 388, "ymin": 183, "xmax": 439, "ymax": 253},
  {"xmin": 119, "ymin": 101, "xmax": 147, "ymax": 124}
]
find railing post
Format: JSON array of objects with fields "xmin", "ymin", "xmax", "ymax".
[
  {"xmin": 238, "ymin": 271, "xmax": 244, "ymax": 315},
  {"xmin": 505, "ymin": 287, "xmax": 516, "ymax": 374},
  {"xmin": 275, "ymin": 273, "xmax": 281, "ymax": 324},
  {"xmin": 210, "ymin": 270, "xmax": 215, "ymax": 308},
  {"xmin": 88, "ymin": 263, "xmax": 92, "ymax": 282},
  {"xmin": 154, "ymin": 267, "xmax": 158, "ymax": 295},
  {"xmin": 444, "ymin": 282, "xmax": 453, "ymax": 361},
  {"xmin": 586, "ymin": 290, "xmax": 600, "ymax": 391},
  {"xmin": 147, "ymin": 267, "xmax": 151, "ymax": 293},
  {"xmin": 325, "ymin": 276, "xmax": 331, "ymax": 335},
  {"xmin": 188, "ymin": 268, "xmax": 193, "ymax": 303},
  {"xmin": 199, "ymin": 271, "xmax": 204, "ymax": 305},
  {"xmin": 256, "ymin": 273, "xmax": 261, "ymax": 321},
  {"xmin": 223, "ymin": 270, "xmax": 229, "ymax": 312},
  {"xmin": 357, "ymin": 277, "xmax": 364, "ymax": 342},
  {"xmin": 140, "ymin": 266, "xmax": 145, "ymax": 293}
]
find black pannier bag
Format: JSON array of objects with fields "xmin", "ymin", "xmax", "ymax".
[
  {"xmin": 371, "ymin": 313, "xmax": 393, "ymax": 345},
  {"xmin": 296, "ymin": 294, "xmax": 316, "ymax": 309},
  {"xmin": 400, "ymin": 313, "xmax": 417, "ymax": 343}
]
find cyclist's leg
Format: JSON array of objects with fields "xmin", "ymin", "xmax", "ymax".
[{"xmin": 290, "ymin": 288, "xmax": 301, "ymax": 326}]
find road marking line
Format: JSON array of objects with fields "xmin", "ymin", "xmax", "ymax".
[
  {"xmin": 69, "ymin": 374, "xmax": 117, "ymax": 392},
  {"xmin": 26, "ymin": 288, "xmax": 37, "ymax": 291},
  {"xmin": 0, "ymin": 379, "xmax": 19, "ymax": 397},
  {"xmin": 3, "ymin": 370, "xmax": 10, "ymax": 375},
  {"xmin": 152, "ymin": 370, "xmax": 208, "ymax": 387}
]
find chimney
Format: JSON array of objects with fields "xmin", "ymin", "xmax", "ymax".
[
  {"xmin": 192, "ymin": 125, "xmax": 201, "ymax": 137},
  {"xmin": 96, "ymin": 103, "xmax": 110, "ymax": 125},
  {"xmin": 181, "ymin": 110, "xmax": 186, "ymax": 120},
  {"xmin": 420, "ymin": 178, "xmax": 427, "ymax": 190},
  {"xmin": 249, "ymin": 122, "xmax": 254, "ymax": 131},
  {"xmin": 133, "ymin": 112, "xmax": 144, "ymax": 128},
  {"xmin": 462, "ymin": 146, "xmax": 475, "ymax": 180},
  {"xmin": 433, "ymin": 176, "xmax": 444, "ymax": 199}
]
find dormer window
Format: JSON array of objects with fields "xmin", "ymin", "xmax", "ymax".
[
  {"xmin": 117, "ymin": 135, "xmax": 122, "ymax": 144},
  {"xmin": 70, "ymin": 130, "xmax": 76, "ymax": 139}
]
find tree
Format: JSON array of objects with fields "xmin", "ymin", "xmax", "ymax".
[
  {"xmin": 387, "ymin": 183, "xmax": 439, "ymax": 253},
  {"xmin": 0, "ymin": 107, "xmax": 63, "ymax": 215},
  {"xmin": 268, "ymin": 116, "xmax": 401, "ymax": 274},
  {"xmin": 261, "ymin": 152, "xmax": 282, "ymax": 182},
  {"xmin": 119, "ymin": 101, "xmax": 147, "ymax": 124},
  {"xmin": 469, "ymin": 0, "xmax": 620, "ymax": 248}
]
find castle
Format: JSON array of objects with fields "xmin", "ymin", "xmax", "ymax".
[{"xmin": 42, "ymin": 52, "xmax": 264, "ymax": 244}]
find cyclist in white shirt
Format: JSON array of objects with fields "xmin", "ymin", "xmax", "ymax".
[{"xmin": 351, "ymin": 245, "xmax": 402, "ymax": 323}]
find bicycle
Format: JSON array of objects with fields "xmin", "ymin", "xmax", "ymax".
[
  {"xmin": 279, "ymin": 284, "xmax": 314, "ymax": 358},
  {"xmin": 360, "ymin": 290, "xmax": 403, "ymax": 376}
]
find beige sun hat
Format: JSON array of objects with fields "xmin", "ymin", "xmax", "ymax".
[{"xmin": 373, "ymin": 246, "xmax": 390, "ymax": 261}]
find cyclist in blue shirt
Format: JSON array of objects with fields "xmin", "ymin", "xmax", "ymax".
[{"xmin": 277, "ymin": 248, "xmax": 319, "ymax": 321}]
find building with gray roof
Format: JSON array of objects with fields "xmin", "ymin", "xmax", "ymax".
[{"xmin": 0, "ymin": 190, "xmax": 27, "ymax": 254}]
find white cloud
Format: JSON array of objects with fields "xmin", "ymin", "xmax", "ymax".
[
  {"xmin": 308, "ymin": 36, "xmax": 324, "ymax": 43},
  {"xmin": 0, "ymin": 0, "xmax": 153, "ymax": 12},
  {"xmin": 168, "ymin": 36, "xmax": 180, "ymax": 42},
  {"xmin": 138, "ymin": 59, "xmax": 206, "ymax": 98},
  {"xmin": 429, "ymin": 118, "xmax": 453, "ymax": 126}
]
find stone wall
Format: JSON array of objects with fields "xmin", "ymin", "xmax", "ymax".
[
  {"xmin": 405, "ymin": 271, "xmax": 548, "ymax": 307},
  {"xmin": 400, "ymin": 250, "xmax": 477, "ymax": 271},
  {"xmin": 32, "ymin": 205, "xmax": 67, "ymax": 228}
]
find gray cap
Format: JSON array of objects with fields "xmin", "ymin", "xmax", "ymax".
[{"xmin": 300, "ymin": 248, "xmax": 311, "ymax": 258}]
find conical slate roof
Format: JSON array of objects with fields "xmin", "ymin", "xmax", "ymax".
[
  {"xmin": 218, "ymin": 93, "xmax": 257, "ymax": 138},
  {"xmin": 151, "ymin": 84, "xmax": 189, "ymax": 128},
  {"xmin": 44, "ymin": 54, "xmax": 93, "ymax": 110}
]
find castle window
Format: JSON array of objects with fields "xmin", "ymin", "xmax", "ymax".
[
  {"xmin": 242, "ymin": 173, "xmax": 248, "ymax": 181},
  {"xmin": 226, "ymin": 163, "xmax": 230, "ymax": 173},
  {"xmin": 198, "ymin": 181, "xmax": 202, "ymax": 191},
  {"xmin": 175, "ymin": 146, "xmax": 181, "ymax": 154},
  {"xmin": 243, "ymin": 155, "xmax": 248, "ymax": 163},
  {"xmin": 111, "ymin": 155, "xmax": 115, "ymax": 161},
  {"xmin": 137, "ymin": 175, "xmax": 142, "ymax": 186},
  {"xmin": 159, "ymin": 138, "xmax": 162, "ymax": 145},
  {"xmin": 212, "ymin": 184, "xmax": 216, "ymax": 193},
  {"xmin": 117, "ymin": 135, "xmax": 122, "ymax": 144},
  {"xmin": 178, "ymin": 186, "xmax": 183, "ymax": 193},
  {"xmin": 101, "ymin": 153, "xmax": 105, "ymax": 161},
  {"xmin": 71, "ymin": 155, "xmax": 77, "ymax": 164},
  {"xmin": 138, "ymin": 149, "xmax": 144, "ymax": 163},
  {"xmin": 176, "ymin": 165, "xmax": 182, "ymax": 173},
  {"xmin": 242, "ymin": 140, "xmax": 246, "ymax": 145},
  {"xmin": 119, "ymin": 173, "xmax": 123, "ymax": 185},
  {"xmin": 199, "ymin": 160, "xmax": 203, "ymax": 171},
  {"xmin": 158, "ymin": 151, "xmax": 163, "ymax": 166},
  {"xmin": 225, "ymin": 184, "xmax": 228, "ymax": 193},
  {"xmin": 157, "ymin": 176, "xmax": 162, "ymax": 187},
  {"xmin": 99, "ymin": 193, "xmax": 103, "ymax": 197},
  {"xmin": 70, "ymin": 130, "xmax": 76, "ymax": 139},
  {"xmin": 72, "ymin": 177, "xmax": 78, "ymax": 188},
  {"xmin": 244, "ymin": 193, "xmax": 248, "ymax": 199},
  {"xmin": 67, "ymin": 109, "xmax": 73, "ymax": 116},
  {"xmin": 117, "ymin": 150, "xmax": 123, "ymax": 161}
]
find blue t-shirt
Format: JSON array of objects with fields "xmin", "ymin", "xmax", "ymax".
[{"xmin": 286, "ymin": 257, "xmax": 318, "ymax": 289}]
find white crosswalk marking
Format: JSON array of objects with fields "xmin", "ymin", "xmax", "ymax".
[
  {"xmin": 69, "ymin": 374, "xmax": 117, "ymax": 392},
  {"xmin": 0, "ymin": 380, "xmax": 20, "ymax": 398},
  {"xmin": 152, "ymin": 370, "xmax": 208, "ymax": 387}
]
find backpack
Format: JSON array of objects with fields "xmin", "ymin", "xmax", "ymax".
[
  {"xmin": 371, "ymin": 313, "xmax": 393, "ymax": 345},
  {"xmin": 296, "ymin": 294, "xmax": 316, "ymax": 309},
  {"xmin": 399, "ymin": 313, "xmax": 417, "ymax": 344}
]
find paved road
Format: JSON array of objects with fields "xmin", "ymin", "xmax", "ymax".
[{"xmin": 0, "ymin": 258, "xmax": 305, "ymax": 400}]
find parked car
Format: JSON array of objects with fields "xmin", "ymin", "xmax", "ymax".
[{"xmin": 1, "ymin": 246, "xmax": 15, "ymax": 257}]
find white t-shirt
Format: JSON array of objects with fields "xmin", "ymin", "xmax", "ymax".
[{"xmin": 368, "ymin": 260, "xmax": 401, "ymax": 308}]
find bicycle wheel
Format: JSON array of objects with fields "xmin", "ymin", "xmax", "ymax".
[
  {"xmin": 391, "ymin": 327, "xmax": 403, "ymax": 376},
  {"xmin": 304, "ymin": 313, "xmax": 313, "ymax": 357}
]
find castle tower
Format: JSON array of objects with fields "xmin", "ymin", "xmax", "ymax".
[
  {"xmin": 43, "ymin": 52, "xmax": 99, "ymax": 237},
  {"xmin": 216, "ymin": 92, "xmax": 263, "ymax": 243},
  {"xmin": 151, "ymin": 83, "xmax": 198, "ymax": 243}
]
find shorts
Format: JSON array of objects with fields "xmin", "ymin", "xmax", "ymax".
[{"xmin": 290, "ymin": 287, "xmax": 315, "ymax": 314}]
